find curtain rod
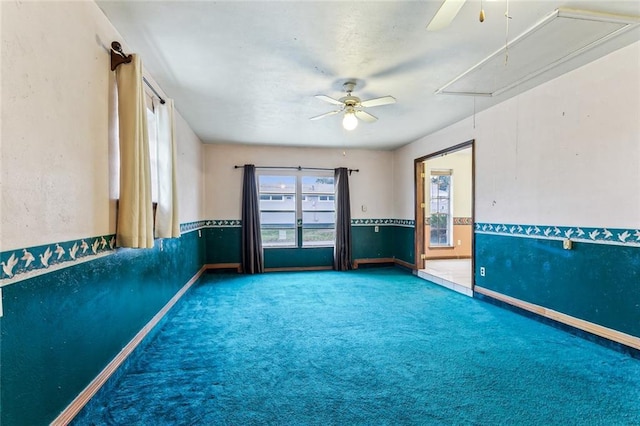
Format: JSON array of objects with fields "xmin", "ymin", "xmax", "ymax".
[
  {"xmin": 142, "ymin": 77, "xmax": 166, "ymax": 105},
  {"xmin": 110, "ymin": 41, "xmax": 165, "ymax": 104},
  {"xmin": 234, "ymin": 165, "xmax": 360, "ymax": 175}
]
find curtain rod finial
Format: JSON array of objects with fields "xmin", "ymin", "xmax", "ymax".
[{"xmin": 110, "ymin": 41, "xmax": 132, "ymax": 71}]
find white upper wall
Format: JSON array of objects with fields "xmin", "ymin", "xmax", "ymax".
[
  {"xmin": 1, "ymin": 1, "xmax": 205, "ymax": 251},
  {"xmin": 175, "ymin": 112, "xmax": 205, "ymax": 224},
  {"xmin": 204, "ymin": 144, "xmax": 394, "ymax": 220},
  {"xmin": 394, "ymin": 41, "xmax": 640, "ymax": 228}
]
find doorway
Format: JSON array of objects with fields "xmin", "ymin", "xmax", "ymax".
[{"xmin": 414, "ymin": 141, "xmax": 474, "ymax": 296}]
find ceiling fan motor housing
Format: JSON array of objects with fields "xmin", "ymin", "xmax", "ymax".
[{"xmin": 340, "ymin": 95, "xmax": 361, "ymax": 107}]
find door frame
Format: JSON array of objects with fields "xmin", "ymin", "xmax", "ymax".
[{"xmin": 414, "ymin": 140, "xmax": 475, "ymax": 277}]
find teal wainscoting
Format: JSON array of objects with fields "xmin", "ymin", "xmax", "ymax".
[
  {"xmin": 0, "ymin": 230, "xmax": 205, "ymax": 426},
  {"xmin": 202, "ymin": 220, "xmax": 413, "ymax": 269},
  {"xmin": 352, "ymin": 225, "xmax": 395, "ymax": 259},
  {"xmin": 392, "ymin": 224, "xmax": 415, "ymax": 267},
  {"xmin": 264, "ymin": 247, "xmax": 334, "ymax": 268},
  {"xmin": 204, "ymin": 226, "xmax": 242, "ymax": 264},
  {"xmin": 475, "ymin": 232, "xmax": 640, "ymax": 339}
]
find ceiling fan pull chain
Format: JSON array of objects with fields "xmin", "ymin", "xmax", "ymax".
[{"xmin": 504, "ymin": 0, "xmax": 512, "ymax": 66}]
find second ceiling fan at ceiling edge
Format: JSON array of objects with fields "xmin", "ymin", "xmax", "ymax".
[{"xmin": 310, "ymin": 81, "xmax": 396, "ymax": 131}]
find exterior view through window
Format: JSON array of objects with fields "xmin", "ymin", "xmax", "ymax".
[
  {"xmin": 258, "ymin": 174, "xmax": 335, "ymax": 247},
  {"xmin": 429, "ymin": 170, "xmax": 452, "ymax": 246}
]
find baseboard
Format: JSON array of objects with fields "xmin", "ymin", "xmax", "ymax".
[
  {"xmin": 393, "ymin": 258, "xmax": 416, "ymax": 270},
  {"xmin": 204, "ymin": 263, "xmax": 242, "ymax": 272},
  {"xmin": 353, "ymin": 258, "xmax": 395, "ymax": 269},
  {"xmin": 51, "ymin": 265, "xmax": 208, "ymax": 425},
  {"xmin": 474, "ymin": 286, "xmax": 640, "ymax": 354}
]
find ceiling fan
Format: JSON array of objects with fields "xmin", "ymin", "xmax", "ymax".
[
  {"xmin": 427, "ymin": 0, "xmax": 467, "ymax": 31},
  {"xmin": 310, "ymin": 82, "xmax": 396, "ymax": 131}
]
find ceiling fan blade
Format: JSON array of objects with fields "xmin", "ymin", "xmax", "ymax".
[
  {"xmin": 309, "ymin": 110, "xmax": 341, "ymax": 121},
  {"xmin": 360, "ymin": 96, "xmax": 396, "ymax": 108},
  {"xmin": 315, "ymin": 95, "xmax": 344, "ymax": 106},
  {"xmin": 354, "ymin": 110, "xmax": 377, "ymax": 123},
  {"xmin": 426, "ymin": 0, "xmax": 466, "ymax": 31}
]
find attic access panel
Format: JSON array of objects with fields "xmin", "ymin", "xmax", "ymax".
[{"xmin": 437, "ymin": 8, "xmax": 640, "ymax": 97}]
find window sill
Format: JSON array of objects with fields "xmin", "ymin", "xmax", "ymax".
[{"xmin": 428, "ymin": 245, "xmax": 455, "ymax": 250}]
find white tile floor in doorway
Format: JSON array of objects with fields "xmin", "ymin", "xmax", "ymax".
[{"xmin": 418, "ymin": 259, "xmax": 473, "ymax": 297}]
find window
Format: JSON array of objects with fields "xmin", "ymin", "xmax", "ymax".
[
  {"xmin": 301, "ymin": 176, "xmax": 335, "ymax": 247},
  {"xmin": 258, "ymin": 174, "xmax": 335, "ymax": 248},
  {"xmin": 429, "ymin": 169, "xmax": 452, "ymax": 246},
  {"xmin": 146, "ymin": 106, "xmax": 159, "ymax": 204},
  {"xmin": 146, "ymin": 103, "xmax": 160, "ymax": 231},
  {"xmin": 258, "ymin": 175, "xmax": 296, "ymax": 247}
]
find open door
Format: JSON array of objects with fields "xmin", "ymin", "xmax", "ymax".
[
  {"xmin": 415, "ymin": 160, "xmax": 426, "ymax": 270},
  {"xmin": 415, "ymin": 141, "xmax": 474, "ymax": 296}
]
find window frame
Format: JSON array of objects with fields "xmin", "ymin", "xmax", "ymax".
[
  {"xmin": 428, "ymin": 169, "xmax": 453, "ymax": 248},
  {"xmin": 257, "ymin": 171, "xmax": 335, "ymax": 249},
  {"xmin": 257, "ymin": 174, "xmax": 297, "ymax": 248},
  {"xmin": 300, "ymin": 175, "xmax": 336, "ymax": 248}
]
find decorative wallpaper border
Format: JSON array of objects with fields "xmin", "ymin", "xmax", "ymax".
[
  {"xmin": 180, "ymin": 220, "xmax": 241, "ymax": 232},
  {"xmin": 1, "ymin": 234, "xmax": 116, "ymax": 284},
  {"xmin": 393, "ymin": 219, "xmax": 415, "ymax": 227},
  {"xmin": 475, "ymin": 223, "xmax": 640, "ymax": 247},
  {"xmin": 353, "ymin": 219, "xmax": 395, "ymax": 226},
  {"xmin": 1, "ymin": 218, "xmax": 418, "ymax": 284},
  {"xmin": 183, "ymin": 219, "xmax": 417, "ymax": 228},
  {"xmin": 180, "ymin": 220, "xmax": 209, "ymax": 232},
  {"xmin": 424, "ymin": 217, "xmax": 473, "ymax": 225}
]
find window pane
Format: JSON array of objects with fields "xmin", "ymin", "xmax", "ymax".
[
  {"xmin": 303, "ymin": 228, "xmax": 335, "ymax": 247},
  {"xmin": 429, "ymin": 172, "xmax": 452, "ymax": 246},
  {"xmin": 147, "ymin": 108, "xmax": 159, "ymax": 203},
  {"xmin": 261, "ymin": 229, "xmax": 296, "ymax": 246},
  {"xmin": 302, "ymin": 195, "xmax": 335, "ymax": 211},
  {"xmin": 302, "ymin": 211, "xmax": 335, "ymax": 226},
  {"xmin": 259, "ymin": 175, "xmax": 295, "ymax": 193},
  {"xmin": 302, "ymin": 176, "xmax": 334, "ymax": 193},
  {"xmin": 260, "ymin": 211, "xmax": 296, "ymax": 227},
  {"xmin": 259, "ymin": 195, "xmax": 296, "ymax": 211}
]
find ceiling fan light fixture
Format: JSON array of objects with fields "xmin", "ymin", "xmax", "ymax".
[{"xmin": 343, "ymin": 110, "xmax": 358, "ymax": 131}]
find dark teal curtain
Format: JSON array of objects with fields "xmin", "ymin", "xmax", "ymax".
[
  {"xmin": 334, "ymin": 167, "xmax": 352, "ymax": 270},
  {"xmin": 241, "ymin": 164, "xmax": 264, "ymax": 273}
]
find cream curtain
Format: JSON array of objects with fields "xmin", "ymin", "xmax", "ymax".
[
  {"xmin": 115, "ymin": 54, "xmax": 154, "ymax": 248},
  {"xmin": 153, "ymin": 98, "xmax": 181, "ymax": 239}
]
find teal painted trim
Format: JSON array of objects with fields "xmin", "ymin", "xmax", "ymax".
[
  {"xmin": 1, "ymin": 234, "xmax": 116, "ymax": 284},
  {"xmin": 475, "ymin": 222, "xmax": 640, "ymax": 248},
  {"xmin": 0, "ymin": 230, "xmax": 205, "ymax": 426},
  {"xmin": 475, "ymin": 233, "xmax": 640, "ymax": 339}
]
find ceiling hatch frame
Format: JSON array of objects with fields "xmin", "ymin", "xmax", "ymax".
[{"xmin": 436, "ymin": 8, "xmax": 640, "ymax": 97}]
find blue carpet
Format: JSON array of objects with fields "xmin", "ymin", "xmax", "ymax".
[{"xmin": 76, "ymin": 267, "xmax": 640, "ymax": 425}]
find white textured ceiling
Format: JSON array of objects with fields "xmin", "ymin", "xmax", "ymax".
[{"xmin": 97, "ymin": 1, "xmax": 640, "ymax": 150}]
